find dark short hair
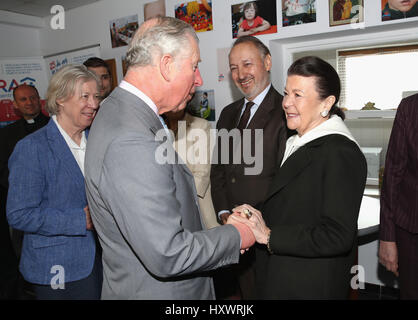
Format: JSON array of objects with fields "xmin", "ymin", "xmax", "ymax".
[
  {"xmin": 243, "ymin": 1, "xmax": 258, "ymax": 16},
  {"xmin": 231, "ymin": 35, "xmax": 270, "ymax": 60},
  {"xmin": 83, "ymin": 57, "xmax": 111, "ymax": 76},
  {"xmin": 287, "ymin": 56, "xmax": 345, "ymax": 120},
  {"xmin": 13, "ymin": 84, "xmax": 40, "ymax": 101}
]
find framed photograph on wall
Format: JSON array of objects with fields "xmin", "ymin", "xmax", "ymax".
[
  {"xmin": 231, "ymin": 0, "xmax": 277, "ymax": 39},
  {"xmin": 329, "ymin": 0, "xmax": 364, "ymax": 26},
  {"xmin": 282, "ymin": 0, "xmax": 316, "ymax": 27},
  {"xmin": 381, "ymin": 0, "xmax": 418, "ymax": 21},
  {"xmin": 109, "ymin": 15, "xmax": 138, "ymax": 48},
  {"xmin": 174, "ymin": 0, "xmax": 213, "ymax": 33},
  {"xmin": 187, "ymin": 90, "xmax": 216, "ymax": 122}
]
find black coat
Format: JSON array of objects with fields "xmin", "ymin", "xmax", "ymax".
[{"xmin": 256, "ymin": 134, "xmax": 367, "ymax": 299}]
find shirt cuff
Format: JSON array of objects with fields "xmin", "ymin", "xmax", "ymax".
[{"xmin": 217, "ymin": 210, "xmax": 231, "ymax": 219}]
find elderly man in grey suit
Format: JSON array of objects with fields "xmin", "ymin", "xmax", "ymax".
[{"xmin": 84, "ymin": 17, "xmax": 255, "ymax": 299}]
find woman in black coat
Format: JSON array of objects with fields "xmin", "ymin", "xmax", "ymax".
[{"xmin": 231, "ymin": 56, "xmax": 367, "ymax": 299}]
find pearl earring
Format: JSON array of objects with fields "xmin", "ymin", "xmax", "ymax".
[{"xmin": 321, "ymin": 110, "xmax": 329, "ymax": 117}]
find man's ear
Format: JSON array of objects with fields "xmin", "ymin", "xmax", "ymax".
[
  {"xmin": 160, "ymin": 54, "xmax": 174, "ymax": 82},
  {"xmin": 264, "ymin": 54, "xmax": 272, "ymax": 72}
]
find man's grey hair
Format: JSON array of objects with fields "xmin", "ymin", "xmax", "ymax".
[
  {"xmin": 126, "ymin": 16, "xmax": 199, "ymax": 69},
  {"xmin": 230, "ymin": 35, "xmax": 271, "ymax": 60}
]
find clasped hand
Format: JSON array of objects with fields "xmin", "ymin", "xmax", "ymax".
[{"xmin": 229, "ymin": 204, "xmax": 271, "ymax": 245}]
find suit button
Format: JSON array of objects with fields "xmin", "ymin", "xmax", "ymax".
[{"xmin": 231, "ymin": 178, "xmax": 236, "ymax": 183}]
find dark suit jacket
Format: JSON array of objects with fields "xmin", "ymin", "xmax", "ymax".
[
  {"xmin": 380, "ymin": 93, "xmax": 418, "ymax": 241},
  {"xmin": 0, "ymin": 113, "xmax": 50, "ymax": 189},
  {"xmin": 256, "ymin": 134, "xmax": 367, "ymax": 299},
  {"xmin": 211, "ymin": 86, "xmax": 291, "ymax": 213}
]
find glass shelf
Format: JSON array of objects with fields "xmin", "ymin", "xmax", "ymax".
[{"xmin": 345, "ymin": 110, "xmax": 397, "ymax": 120}]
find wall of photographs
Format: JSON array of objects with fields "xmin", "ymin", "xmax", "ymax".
[{"xmin": 32, "ymin": 0, "xmax": 418, "ymax": 126}]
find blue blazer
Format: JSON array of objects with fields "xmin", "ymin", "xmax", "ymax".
[{"xmin": 7, "ymin": 119, "xmax": 97, "ymax": 285}]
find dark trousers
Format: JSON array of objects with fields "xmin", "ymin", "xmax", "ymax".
[
  {"xmin": 32, "ymin": 252, "xmax": 102, "ymax": 300},
  {"xmin": 396, "ymin": 225, "xmax": 418, "ymax": 299}
]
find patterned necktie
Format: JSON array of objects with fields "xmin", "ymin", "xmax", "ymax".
[{"xmin": 237, "ymin": 101, "xmax": 255, "ymax": 130}]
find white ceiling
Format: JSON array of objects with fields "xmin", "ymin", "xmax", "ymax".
[{"xmin": 0, "ymin": 0, "xmax": 101, "ymax": 17}]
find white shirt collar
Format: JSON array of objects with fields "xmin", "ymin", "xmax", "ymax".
[
  {"xmin": 119, "ymin": 80, "xmax": 159, "ymax": 116},
  {"xmin": 51, "ymin": 115, "xmax": 86, "ymax": 149},
  {"xmin": 244, "ymin": 83, "xmax": 271, "ymax": 107}
]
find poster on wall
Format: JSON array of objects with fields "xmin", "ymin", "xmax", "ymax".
[
  {"xmin": 44, "ymin": 45, "xmax": 101, "ymax": 79},
  {"xmin": 174, "ymin": 0, "xmax": 213, "ymax": 33},
  {"xmin": 109, "ymin": 14, "xmax": 139, "ymax": 48},
  {"xmin": 329, "ymin": 0, "xmax": 364, "ymax": 26},
  {"xmin": 144, "ymin": 0, "xmax": 166, "ymax": 20},
  {"xmin": 0, "ymin": 58, "xmax": 49, "ymax": 127},
  {"xmin": 231, "ymin": 0, "xmax": 277, "ymax": 38},
  {"xmin": 217, "ymin": 48, "xmax": 231, "ymax": 82},
  {"xmin": 187, "ymin": 89, "xmax": 215, "ymax": 122},
  {"xmin": 282, "ymin": 0, "xmax": 316, "ymax": 27},
  {"xmin": 381, "ymin": 0, "xmax": 418, "ymax": 21}
]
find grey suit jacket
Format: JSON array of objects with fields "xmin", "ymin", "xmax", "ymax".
[{"xmin": 84, "ymin": 87, "xmax": 240, "ymax": 299}]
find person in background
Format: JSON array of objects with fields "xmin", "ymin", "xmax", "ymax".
[
  {"xmin": 211, "ymin": 35, "xmax": 290, "ymax": 299},
  {"xmin": 237, "ymin": 2, "xmax": 271, "ymax": 38},
  {"xmin": 165, "ymin": 108, "xmax": 219, "ymax": 230},
  {"xmin": 83, "ymin": 57, "xmax": 113, "ymax": 100},
  {"xmin": 7, "ymin": 65, "xmax": 102, "ymax": 300},
  {"xmin": 231, "ymin": 56, "xmax": 367, "ymax": 299},
  {"xmin": 0, "ymin": 84, "xmax": 49, "ymax": 299},
  {"xmin": 382, "ymin": 0, "xmax": 418, "ymax": 20},
  {"xmin": 84, "ymin": 16, "xmax": 254, "ymax": 300},
  {"xmin": 379, "ymin": 93, "xmax": 418, "ymax": 299}
]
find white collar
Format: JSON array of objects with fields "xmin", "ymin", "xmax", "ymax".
[
  {"xmin": 52, "ymin": 115, "xmax": 86, "ymax": 149},
  {"xmin": 244, "ymin": 83, "xmax": 271, "ymax": 107},
  {"xmin": 119, "ymin": 80, "xmax": 159, "ymax": 116}
]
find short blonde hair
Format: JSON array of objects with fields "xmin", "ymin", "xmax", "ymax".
[{"xmin": 45, "ymin": 64, "xmax": 99, "ymax": 115}]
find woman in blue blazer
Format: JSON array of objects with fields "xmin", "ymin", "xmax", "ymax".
[{"xmin": 7, "ymin": 65, "xmax": 102, "ymax": 299}]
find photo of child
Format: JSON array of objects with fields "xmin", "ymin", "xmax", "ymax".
[
  {"xmin": 282, "ymin": 0, "xmax": 316, "ymax": 27},
  {"xmin": 329, "ymin": 0, "xmax": 364, "ymax": 26},
  {"xmin": 381, "ymin": 0, "xmax": 418, "ymax": 21},
  {"xmin": 187, "ymin": 90, "xmax": 216, "ymax": 122},
  {"xmin": 175, "ymin": 0, "xmax": 213, "ymax": 33},
  {"xmin": 231, "ymin": 0, "xmax": 277, "ymax": 39}
]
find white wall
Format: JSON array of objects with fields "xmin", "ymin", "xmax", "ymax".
[
  {"xmin": 0, "ymin": 23, "xmax": 42, "ymax": 57},
  {"xmin": 39, "ymin": 0, "xmax": 149, "ymax": 84}
]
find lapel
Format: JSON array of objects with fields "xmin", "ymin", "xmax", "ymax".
[
  {"xmin": 265, "ymin": 136, "xmax": 329, "ymax": 200},
  {"xmin": 229, "ymin": 98, "xmax": 246, "ymax": 130},
  {"xmin": 247, "ymin": 86, "xmax": 281, "ymax": 130},
  {"xmin": 45, "ymin": 120, "xmax": 86, "ymax": 200}
]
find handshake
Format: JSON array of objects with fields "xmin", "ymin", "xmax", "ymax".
[{"xmin": 224, "ymin": 204, "xmax": 271, "ymax": 253}]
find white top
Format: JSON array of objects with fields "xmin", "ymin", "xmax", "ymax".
[{"xmin": 52, "ymin": 115, "xmax": 87, "ymax": 177}]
